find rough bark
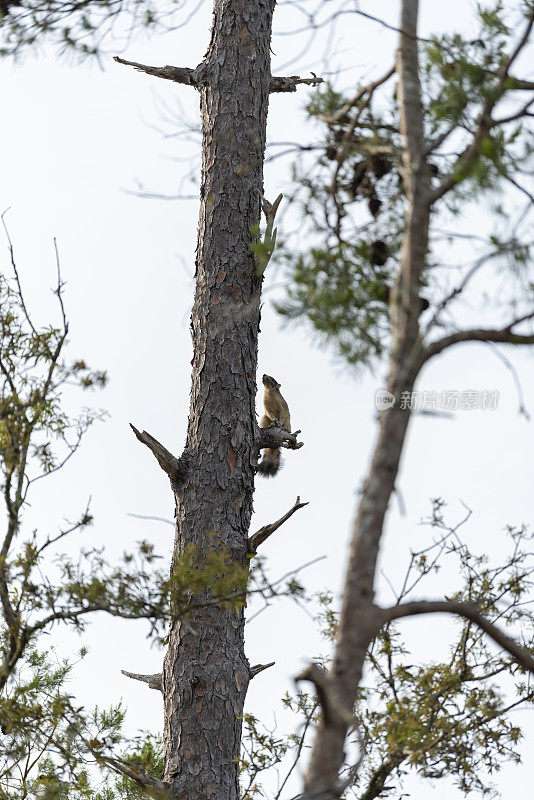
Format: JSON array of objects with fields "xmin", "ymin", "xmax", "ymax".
[
  {"xmin": 302, "ymin": 2, "xmax": 431, "ymax": 796},
  {"xmin": 162, "ymin": 2, "xmax": 276, "ymax": 798}
]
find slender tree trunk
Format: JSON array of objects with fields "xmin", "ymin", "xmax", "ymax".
[
  {"xmin": 162, "ymin": 2, "xmax": 276, "ymax": 798},
  {"xmin": 303, "ymin": 2, "xmax": 431, "ymax": 796}
]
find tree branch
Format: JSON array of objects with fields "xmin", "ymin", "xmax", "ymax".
[
  {"xmin": 509, "ymin": 77, "xmax": 534, "ymax": 91},
  {"xmin": 121, "ymin": 669, "xmax": 162, "ymax": 691},
  {"xmin": 258, "ymin": 425, "xmax": 304, "ymax": 451},
  {"xmin": 254, "ymin": 192, "xmax": 283, "ymax": 275},
  {"xmin": 358, "ymin": 755, "xmax": 405, "ymax": 800},
  {"xmin": 248, "ymin": 496, "xmax": 308, "ymax": 554},
  {"xmin": 249, "ymin": 661, "xmax": 275, "ymax": 678},
  {"xmin": 420, "ymin": 313, "xmax": 534, "ymax": 364},
  {"xmin": 113, "ymin": 56, "xmax": 197, "ymax": 86},
  {"xmin": 271, "ymin": 75, "xmax": 323, "ymax": 92},
  {"xmin": 296, "ymin": 664, "xmax": 355, "ymax": 727},
  {"xmin": 381, "ymin": 600, "xmax": 534, "ymax": 674},
  {"xmin": 114, "ymin": 55, "xmax": 323, "ymax": 93},
  {"xmin": 130, "ymin": 424, "xmax": 190, "ymax": 490},
  {"xmin": 431, "ymin": 8, "xmax": 534, "ymax": 202},
  {"xmin": 317, "ymin": 65, "xmax": 395, "ymax": 125}
]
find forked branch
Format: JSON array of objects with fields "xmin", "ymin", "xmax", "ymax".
[{"xmin": 248, "ymin": 496, "xmax": 308, "ymax": 553}]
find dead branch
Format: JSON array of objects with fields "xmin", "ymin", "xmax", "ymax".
[
  {"xmin": 114, "ymin": 56, "xmax": 197, "ymax": 85},
  {"xmin": 121, "ymin": 669, "xmax": 162, "ymax": 691},
  {"xmin": 130, "ymin": 424, "xmax": 190, "ymax": 490},
  {"xmin": 271, "ymin": 75, "xmax": 323, "ymax": 92},
  {"xmin": 254, "ymin": 192, "xmax": 283, "ymax": 274},
  {"xmin": 114, "ymin": 56, "xmax": 322, "ymax": 93},
  {"xmin": 258, "ymin": 425, "xmax": 304, "ymax": 451},
  {"xmin": 249, "ymin": 661, "xmax": 275, "ymax": 678},
  {"xmin": 248, "ymin": 496, "xmax": 308, "ymax": 553},
  {"xmin": 381, "ymin": 600, "xmax": 534, "ymax": 674}
]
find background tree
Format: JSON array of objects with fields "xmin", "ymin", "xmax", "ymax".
[{"xmin": 269, "ymin": 2, "xmax": 534, "ymax": 797}]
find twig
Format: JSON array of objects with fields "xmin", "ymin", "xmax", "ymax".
[{"xmin": 128, "ymin": 513, "xmax": 174, "ymax": 526}]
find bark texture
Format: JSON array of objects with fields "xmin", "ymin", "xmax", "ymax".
[
  {"xmin": 303, "ymin": 2, "xmax": 431, "ymax": 796},
  {"xmin": 162, "ymin": 2, "xmax": 276, "ymax": 798}
]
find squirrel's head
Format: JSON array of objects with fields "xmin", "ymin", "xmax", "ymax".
[{"xmin": 262, "ymin": 374, "xmax": 280, "ymax": 389}]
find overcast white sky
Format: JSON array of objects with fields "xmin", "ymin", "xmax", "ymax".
[{"xmin": 0, "ymin": 0, "xmax": 533, "ymax": 797}]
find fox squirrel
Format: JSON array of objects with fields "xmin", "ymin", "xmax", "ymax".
[{"xmin": 257, "ymin": 374, "xmax": 290, "ymax": 477}]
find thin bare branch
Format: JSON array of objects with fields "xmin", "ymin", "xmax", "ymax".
[
  {"xmin": 491, "ymin": 97, "xmax": 534, "ymax": 127},
  {"xmin": 52, "ymin": 238, "xmax": 68, "ymax": 335},
  {"xmin": 1, "ymin": 211, "xmax": 38, "ymax": 340},
  {"xmin": 248, "ymin": 496, "xmax": 308, "ymax": 553},
  {"xmin": 127, "ymin": 513, "xmax": 174, "ymax": 526}
]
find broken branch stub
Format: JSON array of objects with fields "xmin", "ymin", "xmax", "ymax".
[{"xmin": 130, "ymin": 424, "xmax": 190, "ymax": 492}]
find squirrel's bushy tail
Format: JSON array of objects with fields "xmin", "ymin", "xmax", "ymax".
[{"xmin": 257, "ymin": 447, "xmax": 281, "ymax": 477}]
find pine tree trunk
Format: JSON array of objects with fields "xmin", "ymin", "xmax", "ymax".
[{"xmin": 162, "ymin": 2, "xmax": 276, "ymax": 798}]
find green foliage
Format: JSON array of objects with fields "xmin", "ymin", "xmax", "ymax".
[
  {"xmin": 238, "ymin": 506, "xmax": 534, "ymax": 800},
  {"xmin": 275, "ymin": 1, "xmax": 534, "ymax": 368},
  {"xmin": 0, "ymin": 647, "xmax": 127, "ymax": 799},
  {"xmin": 0, "ymin": 236, "xmax": 315, "ymax": 795},
  {"xmin": 275, "ymin": 243, "xmax": 392, "ymax": 366},
  {"xmin": 0, "ymin": 240, "xmax": 170, "ymax": 796},
  {"xmin": 346, "ymin": 505, "xmax": 533, "ymax": 798},
  {"xmin": 111, "ymin": 735, "xmax": 164, "ymax": 800},
  {"xmin": 0, "ymin": 0, "xmax": 186, "ymax": 57}
]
